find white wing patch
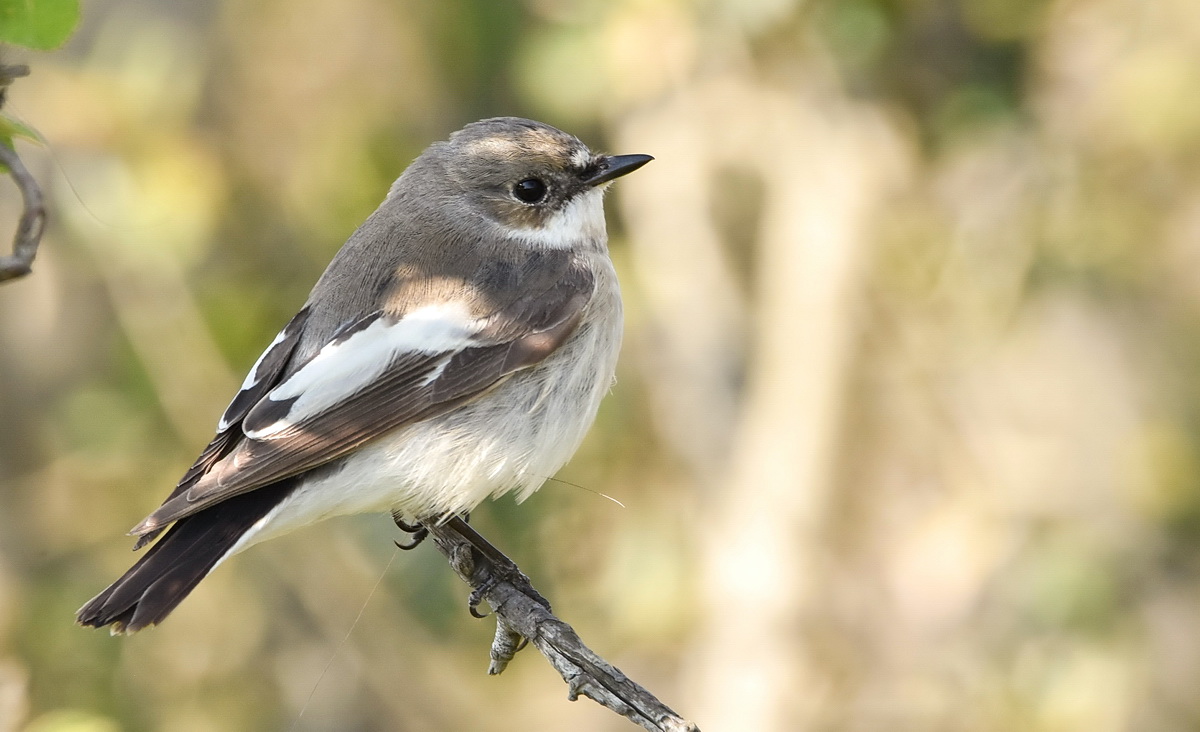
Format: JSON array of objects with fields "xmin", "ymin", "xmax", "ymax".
[
  {"xmin": 420, "ymin": 355, "xmax": 453, "ymax": 386},
  {"xmin": 245, "ymin": 303, "xmax": 481, "ymax": 439},
  {"xmin": 217, "ymin": 322, "xmax": 297, "ymax": 431}
]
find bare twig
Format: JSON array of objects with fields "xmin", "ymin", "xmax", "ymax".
[
  {"xmin": 0, "ymin": 142, "xmax": 45, "ymax": 283},
  {"xmin": 0, "ymin": 63, "xmax": 31, "ymax": 100},
  {"xmin": 423, "ymin": 517, "xmax": 700, "ymax": 732},
  {"xmin": 0, "ymin": 63, "xmax": 44, "ymax": 284}
]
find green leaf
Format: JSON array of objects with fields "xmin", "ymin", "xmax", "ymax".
[
  {"xmin": 0, "ymin": 113, "xmax": 42, "ymax": 144},
  {"xmin": 0, "ymin": 113, "xmax": 37, "ymax": 174},
  {"xmin": 0, "ymin": 0, "xmax": 81, "ymax": 50}
]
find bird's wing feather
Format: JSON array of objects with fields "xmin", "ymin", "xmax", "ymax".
[
  {"xmin": 130, "ymin": 264, "xmax": 594, "ymax": 537},
  {"xmin": 132, "ymin": 307, "xmax": 312, "ymax": 549}
]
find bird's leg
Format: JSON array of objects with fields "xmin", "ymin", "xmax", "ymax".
[{"xmin": 391, "ymin": 512, "xmax": 428, "ymax": 550}]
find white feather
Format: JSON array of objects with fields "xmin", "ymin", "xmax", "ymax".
[
  {"xmin": 245, "ymin": 303, "xmax": 481, "ymax": 439},
  {"xmin": 512, "ymin": 187, "xmax": 607, "ymax": 248},
  {"xmin": 225, "ymin": 253, "xmax": 623, "ymax": 554},
  {"xmin": 217, "ymin": 324, "xmax": 295, "ymax": 431}
]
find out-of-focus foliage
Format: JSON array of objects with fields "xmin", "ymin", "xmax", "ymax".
[
  {"xmin": 2, "ymin": 0, "xmax": 1200, "ymax": 730},
  {"xmin": 0, "ymin": 0, "xmax": 80, "ymax": 50}
]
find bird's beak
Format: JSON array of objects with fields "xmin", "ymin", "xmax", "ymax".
[{"xmin": 585, "ymin": 154, "xmax": 654, "ymax": 187}]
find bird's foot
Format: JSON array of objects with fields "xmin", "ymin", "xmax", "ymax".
[
  {"xmin": 443, "ymin": 515, "xmax": 552, "ymax": 616},
  {"xmin": 391, "ymin": 512, "xmax": 428, "ymax": 550}
]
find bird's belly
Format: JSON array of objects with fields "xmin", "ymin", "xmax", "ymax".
[{"xmin": 235, "ymin": 298, "xmax": 621, "ymax": 550}]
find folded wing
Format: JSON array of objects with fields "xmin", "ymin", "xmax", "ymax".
[
  {"xmin": 132, "ymin": 306, "xmax": 312, "ymax": 549},
  {"xmin": 130, "ymin": 264, "xmax": 594, "ymax": 538}
]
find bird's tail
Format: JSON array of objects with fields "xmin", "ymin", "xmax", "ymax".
[{"xmin": 77, "ymin": 481, "xmax": 294, "ymax": 633}]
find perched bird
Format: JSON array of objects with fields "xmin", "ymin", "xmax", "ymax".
[{"xmin": 77, "ymin": 117, "xmax": 652, "ymax": 633}]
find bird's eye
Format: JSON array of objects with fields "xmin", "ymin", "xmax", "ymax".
[{"xmin": 513, "ymin": 178, "xmax": 547, "ymax": 204}]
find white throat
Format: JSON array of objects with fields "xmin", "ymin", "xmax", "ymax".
[{"xmin": 511, "ymin": 187, "xmax": 608, "ymax": 249}]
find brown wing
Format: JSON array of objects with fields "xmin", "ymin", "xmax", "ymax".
[
  {"xmin": 129, "ymin": 266, "xmax": 594, "ymax": 538},
  {"xmin": 132, "ymin": 307, "xmax": 311, "ymax": 548}
]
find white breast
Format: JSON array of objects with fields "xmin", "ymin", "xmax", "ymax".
[{"xmin": 227, "ymin": 254, "xmax": 623, "ymax": 555}]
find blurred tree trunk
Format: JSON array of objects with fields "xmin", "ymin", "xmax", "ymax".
[{"xmin": 616, "ymin": 71, "xmax": 909, "ymax": 731}]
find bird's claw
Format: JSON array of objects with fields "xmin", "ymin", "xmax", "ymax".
[
  {"xmin": 468, "ymin": 576, "xmax": 497, "ymax": 618},
  {"xmin": 392, "ymin": 513, "xmax": 428, "ymax": 550}
]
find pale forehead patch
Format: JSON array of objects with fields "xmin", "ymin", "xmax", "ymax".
[
  {"xmin": 462, "ymin": 136, "xmax": 516, "ymax": 158},
  {"xmin": 571, "ymin": 147, "xmax": 593, "ymax": 169},
  {"xmin": 457, "ymin": 125, "xmax": 581, "ymax": 163}
]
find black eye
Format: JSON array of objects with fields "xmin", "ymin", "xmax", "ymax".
[{"xmin": 513, "ymin": 178, "xmax": 547, "ymax": 204}]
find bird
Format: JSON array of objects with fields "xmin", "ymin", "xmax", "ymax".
[{"xmin": 77, "ymin": 117, "xmax": 652, "ymax": 633}]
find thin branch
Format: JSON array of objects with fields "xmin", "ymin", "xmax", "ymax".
[
  {"xmin": 423, "ymin": 517, "xmax": 700, "ymax": 732},
  {"xmin": 0, "ymin": 63, "xmax": 44, "ymax": 284},
  {"xmin": 0, "ymin": 139, "xmax": 45, "ymax": 283}
]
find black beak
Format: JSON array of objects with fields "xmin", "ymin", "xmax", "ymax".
[{"xmin": 585, "ymin": 154, "xmax": 654, "ymax": 187}]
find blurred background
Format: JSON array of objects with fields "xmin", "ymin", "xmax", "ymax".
[{"xmin": 2, "ymin": 0, "xmax": 1199, "ymax": 729}]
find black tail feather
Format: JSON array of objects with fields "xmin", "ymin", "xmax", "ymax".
[{"xmin": 77, "ymin": 481, "xmax": 295, "ymax": 633}]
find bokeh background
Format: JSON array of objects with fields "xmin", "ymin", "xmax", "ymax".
[{"xmin": 2, "ymin": 0, "xmax": 1200, "ymax": 729}]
